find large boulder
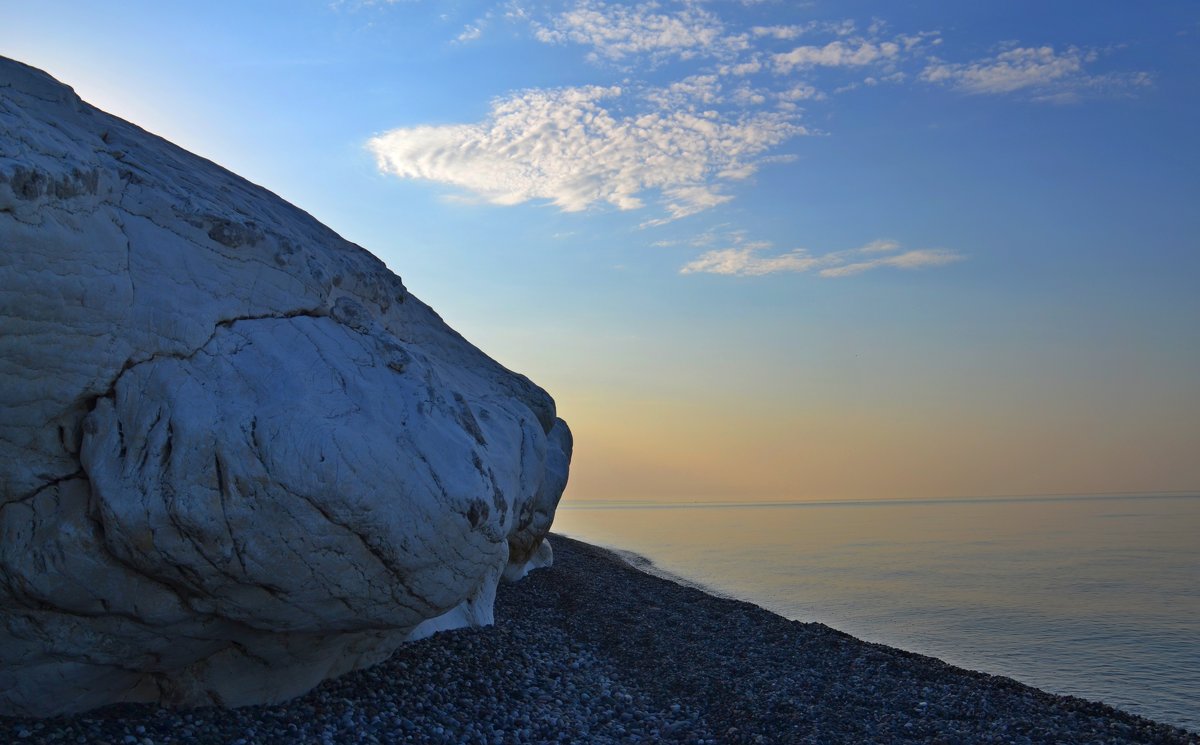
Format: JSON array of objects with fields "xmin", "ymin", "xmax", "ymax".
[{"xmin": 0, "ymin": 57, "xmax": 572, "ymax": 717}]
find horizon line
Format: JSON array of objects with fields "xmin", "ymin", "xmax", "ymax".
[{"xmin": 559, "ymin": 490, "xmax": 1200, "ymax": 510}]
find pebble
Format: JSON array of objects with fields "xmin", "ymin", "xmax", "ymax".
[{"xmin": 1, "ymin": 536, "xmax": 1195, "ymax": 744}]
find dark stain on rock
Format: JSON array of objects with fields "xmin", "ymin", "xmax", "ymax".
[
  {"xmin": 207, "ymin": 217, "xmax": 263, "ymax": 248},
  {"xmin": 465, "ymin": 498, "xmax": 490, "ymax": 529}
]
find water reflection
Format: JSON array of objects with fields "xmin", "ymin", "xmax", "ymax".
[{"xmin": 553, "ymin": 495, "xmax": 1200, "ymax": 731}]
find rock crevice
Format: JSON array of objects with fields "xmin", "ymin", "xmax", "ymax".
[{"xmin": 0, "ymin": 56, "xmax": 571, "ymax": 717}]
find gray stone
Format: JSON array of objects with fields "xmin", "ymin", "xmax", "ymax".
[{"xmin": 0, "ymin": 57, "xmax": 571, "ymax": 716}]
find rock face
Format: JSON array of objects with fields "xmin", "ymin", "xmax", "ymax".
[{"xmin": 0, "ymin": 58, "xmax": 572, "ymax": 717}]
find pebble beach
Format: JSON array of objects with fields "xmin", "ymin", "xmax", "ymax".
[{"xmin": 3, "ymin": 535, "xmax": 1196, "ymax": 744}]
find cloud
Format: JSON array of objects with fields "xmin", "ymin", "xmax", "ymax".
[
  {"xmin": 532, "ymin": 4, "xmax": 916, "ymax": 75},
  {"xmin": 722, "ymin": 58, "xmax": 764, "ymax": 76},
  {"xmin": 778, "ymin": 83, "xmax": 823, "ymax": 101},
  {"xmin": 773, "ymin": 39, "xmax": 901, "ymax": 72},
  {"xmin": 533, "ymin": 0, "xmax": 746, "ymax": 63},
  {"xmin": 642, "ymin": 74, "xmax": 723, "ymax": 108},
  {"xmin": 921, "ymin": 46, "xmax": 1084, "ymax": 94},
  {"xmin": 921, "ymin": 45, "xmax": 1151, "ymax": 99},
  {"xmin": 817, "ymin": 247, "xmax": 963, "ymax": 277},
  {"xmin": 681, "ymin": 244, "xmax": 820, "ymax": 276},
  {"xmin": 752, "ymin": 24, "xmax": 813, "ymax": 41},
  {"xmin": 367, "ymin": 1, "xmax": 1149, "ymax": 263},
  {"xmin": 680, "ymin": 237, "xmax": 962, "ymax": 277},
  {"xmin": 368, "ymin": 84, "xmax": 804, "ymax": 221},
  {"xmin": 752, "ymin": 20, "xmax": 856, "ymax": 41},
  {"xmin": 456, "ymin": 24, "xmax": 484, "ymax": 42}
]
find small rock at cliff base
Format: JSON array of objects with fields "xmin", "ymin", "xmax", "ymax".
[{"xmin": 0, "ymin": 56, "xmax": 571, "ymax": 717}]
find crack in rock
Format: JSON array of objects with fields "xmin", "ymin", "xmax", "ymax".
[{"xmin": 0, "ymin": 55, "xmax": 572, "ymax": 718}]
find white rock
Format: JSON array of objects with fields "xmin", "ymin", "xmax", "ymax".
[{"xmin": 0, "ymin": 57, "xmax": 571, "ymax": 716}]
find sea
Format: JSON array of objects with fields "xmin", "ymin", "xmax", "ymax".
[{"xmin": 552, "ymin": 493, "xmax": 1200, "ymax": 732}]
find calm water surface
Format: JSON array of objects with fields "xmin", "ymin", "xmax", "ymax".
[{"xmin": 552, "ymin": 495, "xmax": 1200, "ymax": 732}]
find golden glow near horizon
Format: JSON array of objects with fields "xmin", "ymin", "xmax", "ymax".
[
  {"xmin": 501, "ymin": 314, "xmax": 1200, "ymax": 504},
  {"xmin": 555, "ymin": 387, "xmax": 1200, "ymax": 504}
]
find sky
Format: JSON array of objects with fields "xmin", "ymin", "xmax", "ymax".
[{"xmin": 4, "ymin": 0, "xmax": 1199, "ymax": 502}]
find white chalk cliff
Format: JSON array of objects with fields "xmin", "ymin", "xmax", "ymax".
[{"xmin": 0, "ymin": 57, "xmax": 571, "ymax": 717}]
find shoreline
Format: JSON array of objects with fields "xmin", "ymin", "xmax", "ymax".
[{"xmin": 3, "ymin": 534, "xmax": 1196, "ymax": 744}]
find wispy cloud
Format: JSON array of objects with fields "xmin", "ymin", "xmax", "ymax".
[
  {"xmin": 680, "ymin": 237, "xmax": 962, "ymax": 277},
  {"xmin": 365, "ymin": 1, "xmax": 1149, "ymax": 277},
  {"xmin": 818, "ymin": 247, "xmax": 963, "ymax": 277},
  {"xmin": 921, "ymin": 45, "xmax": 1151, "ymax": 100},
  {"xmin": 772, "ymin": 39, "xmax": 901, "ymax": 72},
  {"xmin": 532, "ymin": 2, "xmax": 932, "ymax": 83},
  {"xmin": 642, "ymin": 74, "xmax": 723, "ymax": 108},
  {"xmin": 752, "ymin": 24, "xmax": 810, "ymax": 41},
  {"xmin": 456, "ymin": 23, "xmax": 484, "ymax": 42},
  {"xmin": 368, "ymin": 85, "xmax": 803, "ymax": 221},
  {"xmin": 751, "ymin": 21, "xmax": 856, "ymax": 41},
  {"xmin": 532, "ymin": 0, "xmax": 746, "ymax": 63}
]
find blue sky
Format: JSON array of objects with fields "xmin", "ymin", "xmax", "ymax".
[{"xmin": 4, "ymin": 0, "xmax": 1199, "ymax": 500}]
